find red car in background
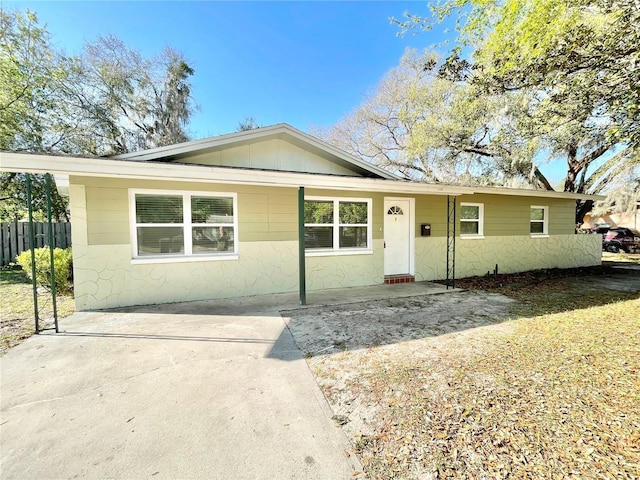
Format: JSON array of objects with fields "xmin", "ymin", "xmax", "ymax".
[{"xmin": 603, "ymin": 228, "xmax": 640, "ymax": 253}]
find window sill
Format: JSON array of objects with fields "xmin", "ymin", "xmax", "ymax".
[
  {"xmin": 306, "ymin": 249, "xmax": 373, "ymax": 257},
  {"xmin": 460, "ymin": 235, "xmax": 485, "ymax": 240},
  {"xmin": 530, "ymin": 234, "xmax": 549, "ymax": 238},
  {"xmin": 131, "ymin": 254, "xmax": 239, "ymax": 265}
]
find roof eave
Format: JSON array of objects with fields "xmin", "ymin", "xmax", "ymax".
[{"xmin": 0, "ymin": 151, "xmax": 605, "ymax": 201}]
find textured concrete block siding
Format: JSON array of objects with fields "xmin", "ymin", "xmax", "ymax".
[
  {"xmin": 413, "ymin": 195, "xmax": 601, "ymax": 280},
  {"xmin": 71, "ymin": 177, "xmax": 301, "ymax": 309},
  {"xmin": 453, "ymin": 234, "xmax": 602, "ymax": 279},
  {"xmin": 69, "ymin": 177, "xmax": 601, "ymax": 309},
  {"xmin": 72, "ymin": 242, "xmax": 300, "ymax": 310}
]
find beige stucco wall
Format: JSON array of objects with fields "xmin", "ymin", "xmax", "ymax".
[
  {"xmin": 70, "ymin": 176, "xmax": 302, "ymax": 309},
  {"xmin": 414, "ymin": 234, "xmax": 601, "ymax": 282},
  {"xmin": 69, "ymin": 176, "xmax": 601, "ymax": 310},
  {"xmin": 454, "ymin": 234, "xmax": 602, "ymax": 277},
  {"xmin": 306, "ymin": 240, "xmax": 384, "ymax": 290},
  {"xmin": 73, "ymin": 242, "xmax": 300, "ymax": 310}
]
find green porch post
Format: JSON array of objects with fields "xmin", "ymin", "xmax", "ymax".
[
  {"xmin": 298, "ymin": 187, "xmax": 306, "ymax": 305},
  {"xmin": 46, "ymin": 174, "xmax": 59, "ymax": 332},
  {"xmin": 26, "ymin": 174, "xmax": 39, "ymax": 333}
]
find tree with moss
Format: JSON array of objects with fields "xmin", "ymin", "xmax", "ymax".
[
  {"xmin": 1, "ymin": 9, "xmax": 196, "ymax": 220},
  {"xmin": 315, "ymin": 49, "xmax": 552, "ymax": 188},
  {"xmin": 391, "ymin": 0, "xmax": 639, "ymax": 220}
]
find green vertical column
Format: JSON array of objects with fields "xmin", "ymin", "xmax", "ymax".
[
  {"xmin": 46, "ymin": 174, "xmax": 59, "ymax": 333},
  {"xmin": 298, "ymin": 187, "xmax": 306, "ymax": 305},
  {"xmin": 26, "ymin": 174, "xmax": 39, "ymax": 333}
]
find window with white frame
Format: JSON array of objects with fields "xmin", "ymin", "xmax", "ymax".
[
  {"xmin": 530, "ymin": 206, "xmax": 548, "ymax": 235},
  {"xmin": 460, "ymin": 203, "xmax": 484, "ymax": 236},
  {"xmin": 304, "ymin": 197, "xmax": 371, "ymax": 252},
  {"xmin": 130, "ymin": 190, "xmax": 237, "ymax": 259}
]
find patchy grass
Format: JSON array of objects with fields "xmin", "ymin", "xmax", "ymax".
[
  {"xmin": 0, "ymin": 268, "xmax": 75, "ymax": 354},
  {"xmin": 602, "ymin": 251, "xmax": 640, "ymax": 265},
  {"xmin": 320, "ymin": 268, "xmax": 640, "ymax": 479}
]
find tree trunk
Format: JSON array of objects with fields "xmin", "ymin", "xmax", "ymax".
[
  {"xmin": 564, "ymin": 142, "xmax": 579, "ymax": 192},
  {"xmin": 576, "ymin": 200, "xmax": 594, "ymax": 226}
]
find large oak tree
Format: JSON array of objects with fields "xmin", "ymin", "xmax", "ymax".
[
  {"xmin": 390, "ymin": 0, "xmax": 639, "ymax": 220},
  {"xmin": 1, "ymin": 10, "xmax": 196, "ymax": 221}
]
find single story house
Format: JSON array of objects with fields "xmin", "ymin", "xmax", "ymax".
[{"xmin": 1, "ymin": 124, "xmax": 602, "ymax": 310}]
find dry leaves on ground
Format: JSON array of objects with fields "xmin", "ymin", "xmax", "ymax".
[
  {"xmin": 301, "ymin": 268, "xmax": 640, "ymax": 479},
  {"xmin": 361, "ymin": 298, "xmax": 640, "ymax": 479}
]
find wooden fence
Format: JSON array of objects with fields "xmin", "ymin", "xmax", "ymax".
[{"xmin": 0, "ymin": 222, "xmax": 72, "ymax": 267}]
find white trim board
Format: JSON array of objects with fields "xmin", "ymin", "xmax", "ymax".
[{"xmin": 1, "ymin": 151, "xmax": 604, "ymax": 201}]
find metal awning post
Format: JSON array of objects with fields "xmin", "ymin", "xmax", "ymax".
[
  {"xmin": 46, "ymin": 174, "xmax": 59, "ymax": 333},
  {"xmin": 26, "ymin": 174, "xmax": 40, "ymax": 333},
  {"xmin": 446, "ymin": 195, "xmax": 457, "ymax": 289},
  {"xmin": 298, "ymin": 186, "xmax": 306, "ymax": 305}
]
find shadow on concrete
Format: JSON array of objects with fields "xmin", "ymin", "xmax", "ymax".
[
  {"xmin": 59, "ymin": 331, "xmax": 276, "ymax": 345},
  {"xmin": 280, "ymin": 290, "xmax": 514, "ymax": 360},
  {"xmin": 97, "ymin": 281, "xmax": 454, "ymax": 317},
  {"xmin": 281, "ymin": 266, "xmax": 640, "ymax": 360},
  {"xmin": 56, "ymin": 282, "xmax": 460, "ymax": 362},
  {"xmin": 54, "ymin": 330, "xmax": 304, "ymax": 361},
  {"xmin": 48, "ymin": 270, "xmax": 640, "ymax": 363}
]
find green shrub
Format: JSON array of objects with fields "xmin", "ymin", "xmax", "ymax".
[{"xmin": 16, "ymin": 247, "xmax": 73, "ymax": 295}]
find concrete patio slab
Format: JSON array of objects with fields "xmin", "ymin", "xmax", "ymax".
[
  {"xmin": 1, "ymin": 282, "xmax": 454, "ymax": 479},
  {"xmin": 1, "ymin": 308, "xmax": 362, "ymax": 479}
]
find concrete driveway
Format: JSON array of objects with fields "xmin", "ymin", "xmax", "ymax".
[{"xmin": 0, "ymin": 295, "xmax": 366, "ymax": 479}]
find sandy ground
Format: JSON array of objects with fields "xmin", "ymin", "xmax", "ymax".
[
  {"xmin": 282, "ymin": 291, "xmax": 517, "ymax": 441},
  {"xmin": 282, "ymin": 267, "xmax": 640, "ymax": 455}
]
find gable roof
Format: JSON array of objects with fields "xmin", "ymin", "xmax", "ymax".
[
  {"xmin": 0, "ymin": 123, "xmax": 605, "ymax": 201},
  {"xmin": 111, "ymin": 123, "xmax": 401, "ymax": 180}
]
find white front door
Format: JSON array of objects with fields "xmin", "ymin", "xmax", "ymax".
[{"xmin": 384, "ymin": 198, "xmax": 412, "ymax": 275}]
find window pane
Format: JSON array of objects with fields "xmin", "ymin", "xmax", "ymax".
[
  {"xmin": 339, "ymin": 202, "xmax": 367, "ymax": 224},
  {"xmin": 339, "ymin": 227, "xmax": 367, "ymax": 248},
  {"xmin": 192, "ymin": 197, "xmax": 233, "ymax": 224},
  {"xmin": 530, "ymin": 222, "xmax": 544, "ymax": 234},
  {"xmin": 460, "ymin": 205, "xmax": 479, "ymax": 220},
  {"xmin": 137, "ymin": 227, "xmax": 184, "ymax": 255},
  {"xmin": 136, "ymin": 195, "xmax": 183, "ymax": 223},
  {"xmin": 460, "ymin": 221, "xmax": 479, "ymax": 235},
  {"xmin": 192, "ymin": 227, "xmax": 234, "ymax": 253},
  {"xmin": 531, "ymin": 208, "xmax": 545, "ymax": 221},
  {"xmin": 304, "ymin": 226, "xmax": 333, "ymax": 248},
  {"xmin": 304, "ymin": 201, "xmax": 333, "ymax": 224}
]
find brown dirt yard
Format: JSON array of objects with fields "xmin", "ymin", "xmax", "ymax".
[{"xmin": 283, "ymin": 262, "xmax": 640, "ymax": 479}]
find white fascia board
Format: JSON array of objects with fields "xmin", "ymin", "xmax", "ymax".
[
  {"xmin": 0, "ymin": 151, "xmax": 468, "ymax": 195},
  {"xmin": 0, "ymin": 151, "xmax": 604, "ymax": 200},
  {"xmin": 470, "ymin": 185, "xmax": 605, "ymax": 201}
]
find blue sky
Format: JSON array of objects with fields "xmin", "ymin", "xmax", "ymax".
[
  {"xmin": 5, "ymin": 1, "xmax": 567, "ymax": 183},
  {"xmin": 7, "ymin": 1, "xmax": 446, "ymax": 137}
]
